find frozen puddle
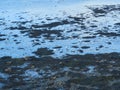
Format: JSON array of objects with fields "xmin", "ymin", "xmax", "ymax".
[{"xmin": 0, "ymin": 1, "xmax": 120, "ymax": 58}]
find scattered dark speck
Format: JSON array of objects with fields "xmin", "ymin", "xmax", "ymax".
[
  {"xmin": 81, "ymin": 46, "xmax": 90, "ymax": 49},
  {"xmin": 82, "ymin": 36, "xmax": 96, "ymax": 39},
  {"xmin": 79, "ymin": 50, "xmax": 84, "ymax": 53},
  {"xmin": 0, "ymin": 38, "xmax": 6, "ymax": 41},
  {"xmin": 99, "ymin": 45, "xmax": 104, "ymax": 48},
  {"xmin": 107, "ymin": 42, "xmax": 112, "ymax": 44},
  {"xmin": 72, "ymin": 46, "xmax": 79, "ymax": 48}
]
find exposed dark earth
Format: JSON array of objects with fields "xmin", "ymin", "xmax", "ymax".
[{"xmin": 0, "ymin": 4, "xmax": 120, "ymax": 90}]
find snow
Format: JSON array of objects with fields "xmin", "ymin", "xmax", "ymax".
[{"xmin": 0, "ymin": 1, "xmax": 120, "ymax": 58}]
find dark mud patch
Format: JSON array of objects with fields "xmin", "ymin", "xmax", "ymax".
[
  {"xmin": 98, "ymin": 32, "xmax": 120, "ymax": 37},
  {"xmin": 88, "ymin": 4, "xmax": 120, "ymax": 16},
  {"xmin": 0, "ymin": 38, "xmax": 6, "ymax": 41},
  {"xmin": 81, "ymin": 46, "xmax": 90, "ymax": 49},
  {"xmin": 32, "ymin": 20, "xmax": 70, "ymax": 29},
  {"xmin": 82, "ymin": 40, "xmax": 91, "ymax": 42},
  {"xmin": 33, "ymin": 48, "xmax": 54, "ymax": 57},
  {"xmin": 28, "ymin": 30, "xmax": 62, "ymax": 38},
  {"xmin": 0, "ymin": 34, "xmax": 6, "ymax": 37},
  {"xmin": 0, "ymin": 53, "xmax": 120, "ymax": 90},
  {"xmin": 9, "ymin": 26, "xmax": 29, "ymax": 30},
  {"xmin": 114, "ymin": 22, "xmax": 120, "ymax": 26},
  {"xmin": 68, "ymin": 15, "xmax": 86, "ymax": 22},
  {"xmin": 82, "ymin": 36, "xmax": 96, "ymax": 39},
  {"xmin": 11, "ymin": 20, "xmax": 32, "ymax": 25}
]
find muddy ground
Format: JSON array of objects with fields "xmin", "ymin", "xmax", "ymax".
[
  {"xmin": 0, "ymin": 4, "xmax": 120, "ymax": 90},
  {"xmin": 0, "ymin": 53, "xmax": 120, "ymax": 90}
]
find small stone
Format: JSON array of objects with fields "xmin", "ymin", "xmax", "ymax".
[
  {"xmin": 52, "ymin": 76, "xmax": 56, "ymax": 80},
  {"xmin": 107, "ymin": 65, "xmax": 113, "ymax": 68},
  {"xmin": 65, "ymin": 72, "xmax": 69, "ymax": 76},
  {"xmin": 59, "ymin": 62, "xmax": 63, "ymax": 65},
  {"xmin": 5, "ymin": 68, "xmax": 12, "ymax": 72},
  {"xmin": 24, "ymin": 56, "xmax": 30, "ymax": 60},
  {"xmin": 6, "ymin": 61, "xmax": 12, "ymax": 65},
  {"xmin": 99, "ymin": 45, "xmax": 103, "ymax": 48},
  {"xmin": 31, "ymin": 65, "xmax": 35, "ymax": 69}
]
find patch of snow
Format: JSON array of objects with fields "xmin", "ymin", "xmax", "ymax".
[
  {"xmin": 24, "ymin": 70, "xmax": 40, "ymax": 79},
  {"xmin": 0, "ymin": 72, "xmax": 9, "ymax": 80}
]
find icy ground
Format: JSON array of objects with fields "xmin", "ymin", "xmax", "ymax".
[
  {"xmin": 0, "ymin": 1, "xmax": 120, "ymax": 90},
  {"xmin": 0, "ymin": 1, "xmax": 120, "ymax": 58}
]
